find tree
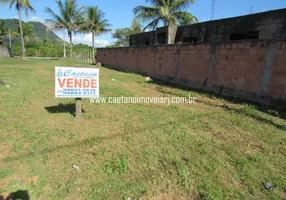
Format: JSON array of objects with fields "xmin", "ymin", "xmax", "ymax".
[
  {"xmin": 111, "ymin": 20, "xmax": 142, "ymax": 47},
  {"xmin": 133, "ymin": 0, "xmax": 198, "ymax": 42},
  {"xmin": 11, "ymin": 21, "xmax": 36, "ymax": 42},
  {"xmin": 45, "ymin": 0, "xmax": 85, "ymax": 58},
  {"xmin": 0, "ymin": 20, "xmax": 8, "ymax": 44},
  {"xmin": 81, "ymin": 6, "xmax": 111, "ymax": 64},
  {"xmin": 11, "ymin": 31, "xmax": 20, "ymax": 39},
  {"xmin": 131, "ymin": 19, "xmax": 143, "ymax": 32},
  {"xmin": 1, "ymin": 0, "xmax": 36, "ymax": 58},
  {"xmin": 112, "ymin": 28, "xmax": 134, "ymax": 47},
  {"xmin": 21, "ymin": 22, "xmax": 35, "ymax": 42}
]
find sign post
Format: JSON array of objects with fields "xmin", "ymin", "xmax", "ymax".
[
  {"xmin": 75, "ymin": 98, "xmax": 82, "ymax": 119},
  {"xmin": 55, "ymin": 67, "xmax": 99, "ymax": 118}
]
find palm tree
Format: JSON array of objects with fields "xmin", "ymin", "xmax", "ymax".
[
  {"xmin": 133, "ymin": 0, "xmax": 197, "ymax": 44},
  {"xmin": 134, "ymin": 0, "xmax": 197, "ymax": 29},
  {"xmin": 45, "ymin": 0, "xmax": 85, "ymax": 58},
  {"xmin": 81, "ymin": 6, "xmax": 111, "ymax": 64},
  {"xmin": 1, "ymin": 0, "xmax": 36, "ymax": 58}
]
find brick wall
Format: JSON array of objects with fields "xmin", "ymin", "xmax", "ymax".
[
  {"xmin": 268, "ymin": 42, "xmax": 286, "ymax": 100},
  {"xmin": 97, "ymin": 40, "xmax": 286, "ymax": 107},
  {"xmin": 212, "ymin": 42, "xmax": 266, "ymax": 94}
]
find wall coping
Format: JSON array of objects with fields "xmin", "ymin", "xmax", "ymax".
[{"xmin": 98, "ymin": 39, "xmax": 286, "ymax": 50}]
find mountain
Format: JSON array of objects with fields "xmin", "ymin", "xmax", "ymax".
[
  {"xmin": 0, "ymin": 18, "xmax": 63, "ymax": 43},
  {"xmin": 29, "ymin": 21, "xmax": 63, "ymax": 43}
]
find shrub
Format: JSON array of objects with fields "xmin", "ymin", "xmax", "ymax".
[
  {"xmin": 26, "ymin": 48, "xmax": 36, "ymax": 57},
  {"xmin": 39, "ymin": 47, "xmax": 49, "ymax": 57},
  {"xmin": 12, "ymin": 46, "xmax": 21, "ymax": 56}
]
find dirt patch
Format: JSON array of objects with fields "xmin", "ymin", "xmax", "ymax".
[
  {"xmin": 25, "ymin": 176, "xmax": 39, "ymax": 184},
  {"xmin": 141, "ymin": 193, "xmax": 188, "ymax": 200},
  {"xmin": 0, "ymin": 144, "xmax": 12, "ymax": 164}
]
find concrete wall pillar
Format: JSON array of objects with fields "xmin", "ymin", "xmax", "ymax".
[
  {"xmin": 154, "ymin": 46, "xmax": 157, "ymax": 74},
  {"xmin": 260, "ymin": 41, "xmax": 276, "ymax": 96},
  {"xmin": 175, "ymin": 45, "xmax": 181, "ymax": 79},
  {"xmin": 208, "ymin": 43, "xmax": 217, "ymax": 88}
]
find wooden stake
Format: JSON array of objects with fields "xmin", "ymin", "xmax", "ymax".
[
  {"xmin": 75, "ymin": 64, "xmax": 82, "ymax": 119},
  {"xmin": 75, "ymin": 98, "xmax": 82, "ymax": 119}
]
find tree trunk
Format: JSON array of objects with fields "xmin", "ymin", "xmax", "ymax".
[
  {"xmin": 69, "ymin": 33, "xmax": 73, "ymax": 58},
  {"xmin": 18, "ymin": 8, "xmax": 26, "ymax": 58},
  {"xmin": 167, "ymin": 20, "xmax": 178, "ymax": 45},
  {"xmin": 92, "ymin": 32, "xmax": 95, "ymax": 64},
  {"xmin": 9, "ymin": 29, "xmax": 11, "ymax": 48},
  {"xmin": 63, "ymin": 30, "xmax": 66, "ymax": 58}
]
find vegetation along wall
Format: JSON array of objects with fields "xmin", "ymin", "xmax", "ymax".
[{"xmin": 97, "ymin": 40, "xmax": 286, "ymax": 108}]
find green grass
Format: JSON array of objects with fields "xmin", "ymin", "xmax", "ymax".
[{"xmin": 0, "ymin": 58, "xmax": 285, "ymax": 200}]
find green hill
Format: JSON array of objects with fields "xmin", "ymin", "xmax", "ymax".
[{"xmin": 0, "ymin": 18, "xmax": 63, "ymax": 44}]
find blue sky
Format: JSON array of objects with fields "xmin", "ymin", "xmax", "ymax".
[{"xmin": 0, "ymin": 0, "xmax": 285, "ymax": 47}]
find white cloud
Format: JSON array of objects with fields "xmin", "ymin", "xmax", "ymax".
[
  {"xmin": 72, "ymin": 33, "xmax": 110, "ymax": 47},
  {"xmin": 72, "ymin": 33, "xmax": 92, "ymax": 44},
  {"xmin": 30, "ymin": 16, "xmax": 43, "ymax": 23},
  {"xmin": 94, "ymin": 39, "xmax": 111, "ymax": 47}
]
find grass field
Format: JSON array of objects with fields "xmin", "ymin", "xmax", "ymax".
[{"xmin": 0, "ymin": 58, "xmax": 285, "ymax": 200}]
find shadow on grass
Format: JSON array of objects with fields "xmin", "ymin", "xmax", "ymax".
[
  {"xmin": 45, "ymin": 103, "xmax": 85, "ymax": 117},
  {"xmin": 225, "ymin": 106, "xmax": 286, "ymax": 131},
  {"xmin": 0, "ymin": 190, "xmax": 29, "ymax": 200},
  {"xmin": 148, "ymin": 78, "xmax": 286, "ymax": 120}
]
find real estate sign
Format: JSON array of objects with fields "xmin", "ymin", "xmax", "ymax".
[{"xmin": 55, "ymin": 67, "xmax": 99, "ymax": 98}]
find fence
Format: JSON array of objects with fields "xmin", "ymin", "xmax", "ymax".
[{"xmin": 72, "ymin": 51, "xmax": 95, "ymax": 63}]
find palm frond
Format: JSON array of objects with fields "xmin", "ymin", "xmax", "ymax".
[
  {"xmin": 134, "ymin": 0, "xmax": 197, "ymax": 27},
  {"xmin": 146, "ymin": 0, "xmax": 165, "ymax": 8},
  {"xmin": 56, "ymin": 0, "xmax": 66, "ymax": 21},
  {"xmin": 133, "ymin": 5, "xmax": 158, "ymax": 17},
  {"xmin": 81, "ymin": 6, "xmax": 111, "ymax": 36},
  {"xmin": 45, "ymin": 19, "xmax": 65, "ymax": 31},
  {"xmin": 133, "ymin": 5, "xmax": 159, "ymax": 25},
  {"xmin": 174, "ymin": 11, "xmax": 198, "ymax": 25},
  {"xmin": 45, "ymin": 7, "xmax": 66, "ymax": 26},
  {"xmin": 171, "ymin": 0, "xmax": 196, "ymax": 12},
  {"xmin": 9, "ymin": 0, "xmax": 16, "ymax": 9},
  {"xmin": 143, "ymin": 18, "xmax": 160, "ymax": 31}
]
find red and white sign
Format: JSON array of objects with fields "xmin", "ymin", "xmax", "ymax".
[{"xmin": 55, "ymin": 67, "xmax": 99, "ymax": 98}]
